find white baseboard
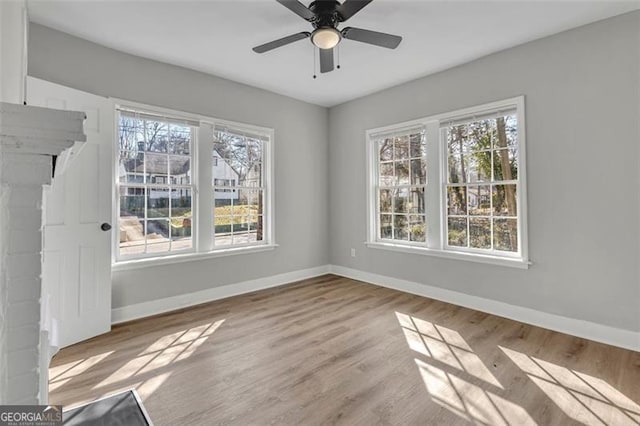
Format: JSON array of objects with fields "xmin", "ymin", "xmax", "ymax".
[
  {"xmin": 111, "ymin": 263, "xmax": 639, "ymax": 352},
  {"xmin": 111, "ymin": 265, "xmax": 331, "ymax": 324},
  {"xmin": 329, "ymin": 265, "xmax": 640, "ymax": 352}
]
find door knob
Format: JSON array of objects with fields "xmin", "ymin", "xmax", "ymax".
[{"xmin": 101, "ymin": 223, "xmax": 112, "ymax": 232}]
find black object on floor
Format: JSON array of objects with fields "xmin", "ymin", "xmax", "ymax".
[{"xmin": 63, "ymin": 390, "xmax": 152, "ymax": 426}]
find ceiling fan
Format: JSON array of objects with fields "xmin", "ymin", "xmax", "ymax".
[{"xmin": 253, "ymin": 0, "xmax": 402, "ymax": 74}]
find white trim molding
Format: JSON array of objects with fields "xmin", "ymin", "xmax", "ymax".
[
  {"xmin": 111, "ymin": 264, "xmax": 639, "ymax": 352},
  {"xmin": 329, "ymin": 265, "xmax": 640, "ymax": 352},
  {"xmin": 111, "ymin": 265, "xmax": 331, "ymax": 324}
]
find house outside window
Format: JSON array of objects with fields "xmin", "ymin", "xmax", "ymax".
[{"xmin": 367, "ymin": 97, "xmax": 528, "ymax": 268}]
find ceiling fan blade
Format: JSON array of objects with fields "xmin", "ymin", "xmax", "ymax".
[
  {"xmin": 337, "ymin": 0, "xmax": 373, "ymax": 22},
  {"xmin": 276, "ymin": 0, "xmax": 316, "ymax": 21},
  {"xmin": 319, "ymin": 48, "xmax": 334, "ymax": 73},
  {"xmin": 253, "ymin": 32, "xmax": 311, "ymax": 53},
  {"xmin": 341, "ymin": 27, "xmax": 402, "ymax": 49}
]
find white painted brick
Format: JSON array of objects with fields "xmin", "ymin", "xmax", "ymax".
[
  {"xmin": 7, "ymin": 277, "xmax": 40, "ymax": 303},
  {"xmin": 6, "ymin": 253, "xmax": 41, "ymax": 279},
  {"xmin": 7, "ymin": 301, "xmax": 39, "ymax": 327},
  {"xmin": 7, "ymin": 349, "xmax": 37, "ymax": 377},
  {"xmin": 1, "ymin": 154, "xmax": 52, "ymax": 186},
  {"xmin": 7, "ymin": 372, "xmax": 38, "ymax": 404},
  {"xmin": 8, "ymin": 229, "xmax": 41, "ymax": 255},
  {"xmin": 7, "ymin": 324, "xmax": 39, "ymax": 351},
  {"xmin": 8, "ymin": 187, "xmax": 42, "ymax": 209},
  {"xmin": 8, "ymin": 208, "xmax": 41, "ymax": 230}
]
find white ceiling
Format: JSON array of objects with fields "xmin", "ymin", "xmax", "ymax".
[{"xmin": 28, "ymin": 0, "xmax": 639, "ymax": 107}]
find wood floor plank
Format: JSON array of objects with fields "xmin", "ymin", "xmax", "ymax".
[{"xmin": 49, "ymin": 274, "xmax": 640, "ymax": 425}]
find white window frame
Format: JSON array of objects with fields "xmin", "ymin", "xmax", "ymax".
[
  {"xmin": 112, "ymin": 100, "xmax": 276, "ymax": 270},
  {"xmin": 208, "ymin": 119, "xmax": 275, "ymax": 251},
  {"xmin": 366, "ymin": 96, "xmax": 529, "ymax": 269}
]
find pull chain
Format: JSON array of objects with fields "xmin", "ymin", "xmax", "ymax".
[
  {"xmin": 336, "ymin": 44, "xmax": 341, "ymax": 70},
  {"xmin": 313, "ymin": 47, "xmax": 317, "ymax": 79}
]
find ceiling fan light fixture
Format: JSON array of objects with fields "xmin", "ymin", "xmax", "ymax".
[{"xmin": 311, "ymin": 28, "xmax": 341, "ymax": 49}]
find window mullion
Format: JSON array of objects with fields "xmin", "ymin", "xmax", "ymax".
[
  {"xmin": 425, "ymin": 120, "xmax": 441, "ymax": 249},
  {"xmin": 197, "ymin": 123, "xmax": 214, "ymax": 252}
]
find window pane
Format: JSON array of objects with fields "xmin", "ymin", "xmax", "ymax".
[
  {"xmin": 171, "ymin": 227, "xmax": 192, "ymax": 251},
  {"xmin": 145, "ymin": 152, "xmax": 168, "ymax": 184},
  {"xmin": 147, "ymin": 187, "xmax": 169, "ymax": 218},
  {"xmin": 120, "ymin": 186, "xmax": 145, "ymax": 219},
  {"xmin": 409, "ymin": 215, "xmax": 425, "ymax": 242},
  {"xmin": 493, "ymin": 184, "xmax": 518, "ymax": 216},
  {"xmin": 214, "ymin": 214, "xmax": 233, "ymax": 246},
  {"xmin": 118, "ymin": 116, "xmax": 145, "ymax": 153},
  {"xmin": 469, "ymin": 217, "xmax": 491, "ymax": 249},
  {"xmin": 466, "ymin": 152, "xmax": 491, "ymax": 182},
  {"xmin": 119, "ymin": 151, "xmax": 144, "ymax": 183},
  {"xmin": 379, "ymin": 162, "xmax": 394, "ymax": 186},
  {"xmin": 379, "ymin": 139, "xmax": 393, "ymax": 161},
  {"xmin": 447, "ymin": 186, "xmax": 467, "ymax": 215},
  {"xmin": 380, "ymin": 214, "xmax": 392, "ymax": 239},
  {"xmin": 394, "ymin": 188, "xmax": 409, "ymax": 213},
  {"xmin": 170, "ymin": 188, "xmax": 192, "ymax": 250},
  {"xmin": 145, "ymin": 120, "xmax": 168, "ymax": 153},
  {"xmin": 147, "ymin": 219, "xmax": 170, "ymax": 252},
  {"xmin": 243, "ymin": 162, "xmax": 262, "ymax": 187},
  {"xmin": 494, "ymin": 218, "xmax": 518, "ymax": 252},
  {"xmin": 447, "ymin": 154, "xmax": 466, "ymax": 184},
  {"xmin": 249, "ymin": 215, "xmax": 263, "ymax": 242},
  {"xmin": 394, "ymin": 215, "xmax": 408, "ymax": 240},
  {"xmin": 379, "ymin": 189, "xmax": 392, "ymax": 213},
  {"xmin": 168, "ymin": 124, "xmax": 191, "ymax": 155},
  {"xmin": 394, "ymin": 136, "xmax": 409, "ymax": 159},
  {"xmin": 468, "ymin": 185, "xmax": 491, "ymax": 216},
  {"xmin": 395, "ymin": 161, "xmax": 410, "ymax": 185},
  {"xmin": 410, "ymin": 158, "xmax": 426, "ymax": 185},
  {"xmin": 409, "ymin": 188, "xmax": 425, "ymax": 214},
  {"xmin": 502, "ymin": 115, "xmax": 518, "ymax": 148},
  {"xmin": 214, "ymin": 134, "xmax": 263, "ymax": 184},
  {"xmin": 447, "ymin": 217, "xmax": 468, "ymax": 247},
  {"xmin": 169, "ymin": 155, "xmax": 191, "ymax": 185},
  {"xmin": 467, "ymin": 119, "xmax": 495, "ymax": 151},
  {"xmin": 447, "ymin": 125, "xmax": 467, "ymax": 155},
  {"xmin": 409, "ymin": 133, "xmax": 424, "ymax": 158},
  {"xmin": 120, "ymin": 243, "xmax": 145, "ymax": 256},
  {"xmin": 493, "ymin": 148, "xmax": 518, "ymax": 181},
  {"xmin": 119, "ymin": 186, "xmax": 145, "ymax": 255}
]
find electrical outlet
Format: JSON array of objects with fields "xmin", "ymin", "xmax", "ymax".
[{"xmin": 351, "ymin": 248, "xmax": 356, "ymax": 257}]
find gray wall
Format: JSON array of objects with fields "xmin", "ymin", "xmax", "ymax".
[
  {"xmin": 28, "ymin": 23, "xmax": 330, "ymax": 309},
  {"xmin": 328, "ymin": 11, "xmax": 640, "ymax": 332},
  {"xmin": 28, "ymin": 13, "xmax": 640, "ymax": 333}
]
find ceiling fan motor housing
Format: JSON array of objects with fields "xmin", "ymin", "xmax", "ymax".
[{"xmin": 308, "ymin": 1, "xmax": 342, "ymax": 28}]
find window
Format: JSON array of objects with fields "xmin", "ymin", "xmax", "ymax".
[
  {"xmin": 117, "ymin": 111, "xmax": 195, "ymax": 258},
  {"xmin": 375, "ymin": 126, "xmax": 427, "ymax": 243},
  {"xmin": 444, "ymin": 111, "xmax": 519, "ymax": 253},
  {"xmin": 115, "ymin": 105, "xmax": 274, "ymax": 263},
  {"xmin": 213, "ymin": 126, "xmax": 268, "ymax": 247},
  {"xmin": 367, "ymin": 97, "xmax": 528, "ymax": 267}
]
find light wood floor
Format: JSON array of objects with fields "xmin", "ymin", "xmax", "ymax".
[{"xmin": 49, "ymin": 274, "xmax": 640, "ymax": 425}]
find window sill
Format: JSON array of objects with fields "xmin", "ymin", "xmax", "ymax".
[
  {"xmin": 365, "ymin": 242, "xmax": 530, "ymax": 269},
  {"xmin": 112, "ymin": 244, "xmax": 278, "ymax": 272}
]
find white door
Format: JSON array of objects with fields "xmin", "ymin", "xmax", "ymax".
[{"xmin": 27, "ymin": 77, "xmax": 113, "ymax": 348}]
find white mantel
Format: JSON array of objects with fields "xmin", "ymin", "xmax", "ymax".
[{"xmin": 0, "ymin": 101, "xmax": 85, "ymax": 404}]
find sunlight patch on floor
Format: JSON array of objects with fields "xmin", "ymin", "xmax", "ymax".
[
  {"xmin": 416, "ymin": 358, "xmax": 537, "ymax": 425},
  {"xmin": 92, "ymin": 320, "xmax": 225, "ymax": 390},
  {"xmin": 500, "ymin": 346, "xmax": 640, "ymax": 426},
  {"xmin": 49, "ymin": 351, "xmax": 114, "ymax": 384},
  {"xmin": 396, "ymin": 312, "xmax": 502, "ymax": 388}
]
